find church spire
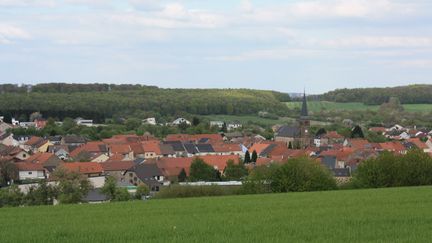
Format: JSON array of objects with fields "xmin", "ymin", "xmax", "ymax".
[{"xmin": 300, "ymin": 90, "xmax": 308, "ymax": 118}]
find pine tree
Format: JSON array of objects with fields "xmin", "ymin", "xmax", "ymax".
[
  {"xmin": 288, "ymin": 141, "xmax": 293, "ymax": 149},
  {"xmin": 178, "ymin": 168, "xmax": 187, "ymax": 182},
  {"xmin": 244, "ymin": 151, "xmax": 251, "ymax": 164},
  {"xmin": 251, "ymin": 150, "xmax": 258, "ymax": 163}
]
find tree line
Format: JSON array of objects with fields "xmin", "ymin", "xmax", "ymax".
[
  {"xmin": 320, "ymin": 84, "xmax": 432, "ymax": 105},
  {"xmin": 0, "ymin": 83, "xmax": 291, "ymax": 123}
]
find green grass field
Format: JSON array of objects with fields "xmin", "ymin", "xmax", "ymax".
[
  {"xmin": 286, "ymin": 101, "xmax": 432, "ymax": 113},
  {"xmin": 1, "ymin": 186, "xmax": 432, "ymax": 242}
]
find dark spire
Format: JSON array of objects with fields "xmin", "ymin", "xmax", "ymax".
[{"xmin": 300, "ymin": 90, "xmax": 308, "ymax": 118}]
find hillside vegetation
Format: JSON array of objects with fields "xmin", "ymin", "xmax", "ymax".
[
  {"xmin": 1, "ymin": 186, "xmax": 432, "ymax": 242},
  {"xmin": 0, "ymin": 83, "xmax": 291, "ymax": 122},
  {"xmin": 320, "ymin": 84, "xmax": 432, "ymax": 105}
]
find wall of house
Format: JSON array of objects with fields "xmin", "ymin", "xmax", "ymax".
[{"xmin": 19, "ymin": 170, "xmax": 45, "ymax": 180}]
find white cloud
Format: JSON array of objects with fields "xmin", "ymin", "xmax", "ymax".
[
  {"xmin": 0, "ymin": 24, "xmax": 30, "ymax": 44},
  {"xmin": 319, "ymin": 36, "xmax": 432, "ymax": 48},
  {"xmin": 209, "ymin": 48, "xmax": 324, "ymax": 62},
  {"xmin": 0, "ymin": 0, "xmax": 55, "ymax": 7}
]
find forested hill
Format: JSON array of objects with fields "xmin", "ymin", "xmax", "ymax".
[
  {"xmin": 320, "ymin": 84, "xmax": 432, "ymax": 105},
  {"xmin": 0, "ymin": 83, "xmax": 291, "ymax": 122}
]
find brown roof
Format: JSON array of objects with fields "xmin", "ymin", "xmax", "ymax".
[
  {"xmin": 101, "ymin": 161, "xmax": 134, "ymax": 171},
  {"xmin": 110, "ymin": 144, "xmax": 131, "ymax": 154},
  {"xmin": 16, "ymin": 162, "xmax": 45, "ymax": 171}
]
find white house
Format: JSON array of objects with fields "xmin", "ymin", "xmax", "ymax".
[
  {"xmin": 387, "ymin": 124, "xmax": 405, "ymax": 132},
  {"xmin": 210, "ymin": 121, "xmax": 224, "ymax": 128},
  {"xmin": 11, "ymin": 118, "xmax": 19, "ymax": 126},
  {"xmin": 227, "ymin": 121, "xmax": 242, "ymax": 131},
  {"xmin": 0, "ymin": 133, "xmax": 19, "ymax": 147},
  {"xmin": 143, "ymin": 117, "xmax": 157, "ymax": 125},
  {"xmin": 172, "ymin": 118, "xmax": 191, "ymax": 126},
  {"xmin": 16, "ymin": 163, "xmax": 46, "ymax": 181},
  {"xmin": 19, "ymin": 122, "xmax": 36, "ymax": 128},
  {"xmin": 75, "ymin": 118, "xmax": 94, "ymax": 127}
]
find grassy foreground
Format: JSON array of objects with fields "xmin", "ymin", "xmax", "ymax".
[
  {"xmin": 1, "ymin": 186, "xmax": 432, "ymax": 242},
  {"xmin": 286, "ymin": 101, "xmax": 432, "ymax": 113}
]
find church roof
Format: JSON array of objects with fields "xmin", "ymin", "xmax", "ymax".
[{"xmin": 301, "ymin": 92, "xmax": 308, "ymax": 117}]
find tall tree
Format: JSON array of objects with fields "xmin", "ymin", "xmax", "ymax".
[
  {"xmin": 0, "ymin": 158, "xmax": 18, "ymax": 186},
  {"xmin": 251, "ymin": 150, "xmax": 258, "ymax": 163},
  {"xmin": 189, "ymin": 158, "xmax": 219, "ymax": 182},
  {"xmin": 351, "ymin": 125, "xmax": 365, "ymax": 138},
  {"xmin": 178, "ymin": 168, "xmax": 187, "ymax": 182},
  {"xmin": 244, "ymin": 151, "xmax": 251, "ymax": 164}
]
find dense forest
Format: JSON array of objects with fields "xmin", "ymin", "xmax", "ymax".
[
  {"xmin": 0, "ymin": 83, "xmax": 291, "ymax": 122},
  {"xmin": 320, "ymin": 84, "xmax": 432, "ymax": 105}
]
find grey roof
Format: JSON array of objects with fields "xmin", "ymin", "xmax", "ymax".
[
  {"xmin": 260, "ymin": 144, "xmax": 277, "ymax": 157},
  {"xmin": 134, "ymin": 157, "xmax": 145, "ymax": 165},
  {"xmin": 83, "ymin": 189, "xmax": 109, "ymax": 202},
  {"xmin": 196, "ymin": 144, "xmax": 215, "ymax": 153},
  {"xmin": 301, "ymin": 92, "xmax": 308, "ymax": 117},
  {"xmin": 198, "ymin": 138, "xmax": 209, "ymax": 143},
  {"xmin": 332, "ymin": 168, "xmax": 351, "ymax": 177},
  {"xmin": 276, "ymin": 125, "xmax": 301, "ymax": 138},
  {"xmin": 133, "ymin": 163, "xmax": 163, "ymax": 180},
  {"xmin": 184, "ymin": 143, "xmax": 198, "ymax": 154},
  {"xmin": 321, "ymin": 155, "xmax": 337, "ymax": 169},
  {"xmin": 164, "ymin": 141, "xmax": 185, "ymax": 152},
  {"xmin": 63, "ymin": 135, "xmax": 86, "ymax": 144},
  {"xmin": 159, "ymin": 144, "xmax": 175, "ymax": 155}
]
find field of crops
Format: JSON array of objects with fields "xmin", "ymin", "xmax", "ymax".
[
  {"xmin": 286, "ymin": 101, "xmax": 432, "ymax": 113},
  {"xmin": 1, "ymin": 186, "xmax": 432, "ymax": 242}
]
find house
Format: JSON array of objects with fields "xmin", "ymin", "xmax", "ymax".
[
  {"xmin": 34, "ymin": 118, "xmax": 47, "ymax": 129},
  {"xmin": 142, "ymin": 117, "xmax": 157, "ymax": 125},
  {"xmin": 0, "ymin": 145, "xmax": 30, "ymax": 161},
  {"xmin": 172, "ymin": 118, "xmax": 191, "ymax": 126},
  {"xmin": 227, "ymin": 121, "xmax": 242, "ymax": 131},
  {"xmin": 406, "ymin": 138, "xmax": 430, "ymax": 153},
  {"xmin": 109, "ymin": 144, "xmax": 134, "ymax": 161},
  {"xmin": 210, "ymin": 121, "xmax": 224, "ymax": 128},
  {"xmin": 0, "ymin": 122, "xmax": 12, "ymax": 134},
  {"xmin": 48, "ymin": 145, "xmax": 70, "ymax": 160},
  {"xmin": 25, "ymin": 136, "xmax": 52, "ymax": 153},
  {"xmin": 75, "ymin": 118, "xmax": 94, "ymax": 127},
  {"xmin": 378, "ymin": 142, "xmax": 407, "ymax": 154},
  {"xmin": 125, "ymin": 163, "xmax": 164, "ymax": 191},
  {"xmin": 0, "ymin": 133, "xmax": 19, "ymax": 147},
  {"xmin": 274, "ymin": 92, "xmax": 310, "ymax": 148},
  {"xmin": 62, "ymin": 135, "xmax": 87, "ymax": 147},
  {"xmin": 70, "ymin": 141, "xmax": 109, "ymax": 161},
  {"xmin": 19, "ymin": 122, "xmax": 36, "ymax": 128},
  {"xmin": 101, "ymin": 160, "xmax": 134, "ymax": 183},
  {"xmin": 15, "ymin": 162, "xmax": 46, "ymax": 181},
  {"xmin": 387, "ymin": 124, "xmax": 405, "ymax": 132},
  {"xmin": 61, "ymin": 162, "xmax": 104, "ymax": 178},
  {"xmin": 212, "ymin": 143, "xmax": 243, "ymax": 156}
]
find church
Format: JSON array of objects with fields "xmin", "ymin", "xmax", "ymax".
[{"xmin": 274, "ymin": 92, "xmax": 311, "ymax": 148}]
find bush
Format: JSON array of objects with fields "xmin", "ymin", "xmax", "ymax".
[
  {"xmin": 155, "ymin": 185, "xmax": 240, "ymax": 199},
  {"xmin": 270, "ymin": 157, "xmax": 337, "ymax": 192},
  {"xmin": 189, "ymin": 158, "xmax": 220, "ymax": 182},
  {"xmin": 354, "ymin": 149, "xmax": 432, "ymax": 188},
  {"xmin": 241, "ymin": 164, "xmax": 278, "ymax": 194},
  {"xmin": 113, "ymin": 188, "xmax": 131, "ymax": 202},
  {"xmin": 135, "ymin": 184, "xmax": 150, "ymax": 200},
  {"xmin": 0, "ymin": 185, "xmax": 24, "ymax": 207}
]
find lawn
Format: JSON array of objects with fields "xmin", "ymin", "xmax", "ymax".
[
  {"xmin": 1, "ymin": 186, "xmax": 432, "ymax": 242},
  {"xmin": 286, "ymin": 101, "xmax": 432, "ymax": 113}
]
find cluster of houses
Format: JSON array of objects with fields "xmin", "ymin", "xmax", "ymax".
[{"xmin": 1, "ymin": 95, "xmax": 432, "ymax": 199}]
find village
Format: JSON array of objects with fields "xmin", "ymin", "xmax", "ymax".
[{"xmin": 1, "ymin": 95, "xmax": 432, "ymax": 203}]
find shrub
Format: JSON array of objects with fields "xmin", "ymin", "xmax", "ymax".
[
  {"xmin": 135, "ymin": 184, "xmax": 150, "ymax": 200},
  {"xmin": 189, "ymin": 158, "xmax": 220, "ymax": 182},
  {"xmin": 155, "ymin": 185, "xmax": 240, "ymax": 199},
  {"xmin": 240, "ymin": 164, "xmax": 278, "ymax": 194},
  {"xmin": 270, "ymin": 157, "xmax": 337, "ymax": 192},
  {"xmin": 354, "ymin": 149, "xmax": 432, "ymax": 188}
]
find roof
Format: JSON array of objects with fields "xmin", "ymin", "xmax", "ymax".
[
  {"xmin": 196, "ymin": 144, "xmax": 215, "ymax": 153},
  {"xmin": 276, "ymin": 126, "xmax": 301, "ymax": 138},
  {"xmin": 25, "ymin": 136, "xmax": 47, "ymax": 148},
  {"xmin": 16, "ymin": 162, "xmax": 45, "ymax": 171},
  {"xmin": 165, "ymin": 134, "xmax": 223, "ymax": 143},
  {"xmin": 249, "ymin": 143, "xmax": 271, "ymax": 155},
  {"xmin": 379, "ymin": 142, "xmax": 406, "ymax": 152},
  {"xmin": 407, "ymin": 138, "xmax": 428, "ymax": 150},
  {"xmin": 102, "ymin": 161, "xmax": 134, "ymax": 171},
  {"xmin": 324, "ymin": 131, "xmax": 344, "ymax": 139},
  {"xmin": 62, "ymin": 162, "xmax": 103, "ymax": 174},
  {"xmin": 300, "ymin": 92, "xmax": 308, "ymax": 117},
  {"xmin": 163, "ymin": 141, "xmax": 185, "ymax": 152},
  {"xmin": 142, "ymin": 141, "xmax": 161, "ymax": 154},
  {"xmin": 83, "ymin": 189, "xmax": 109, "ymax": 202},
  {"xmin": 159, "ymin": 144, "xmax": 175, "ymax": 155},
  {"xmin": 63, "ymin": 135, "xmax": 86, "ymax": 144},
  {"xmin": 333, "ymin": 168, "xmax": 351, "ymax": 177},
  {"xmin": 25, "ymin": 152, "xmax": 61, "ymax": 167},
  {"xmin": 212, "ymin": 143, "xmax": 242, "ymax": 153},
  {"xmin": 321, "ymin": 156, "xmax": 336, "ymax": 169},
  {"xmin": 131, "ymin": 163, "xmax": 163, "ymax": 180},
  {"xmin": 110, "ymin": 144, "xmax": 131, "ymax": 154}
]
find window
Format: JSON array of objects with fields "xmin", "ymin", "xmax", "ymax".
[
  {"xmin": 129, "ymin": 173, "xmax": 133, "ymax": 177},
  {"xmin": 28, "ymin": 172, "xmax": 32, "ymax": 175}
]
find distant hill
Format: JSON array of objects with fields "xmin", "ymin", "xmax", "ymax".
[
  {"xmin": 319, "ymin": 84, "xmax": 432, "ymax": 105},
  {"xmin": 0, "ymin": 83, "xmax": 291, "ymax": 122}
]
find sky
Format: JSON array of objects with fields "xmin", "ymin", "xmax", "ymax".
[{"xmin": 1, "ymin": 0, "xmax": 432, "ymax": 94}]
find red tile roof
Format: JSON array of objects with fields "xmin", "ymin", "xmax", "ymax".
[
  {"xmin": 248, "ymin": 143, "xmax": 270, "ymax": 154},
  {"xmin": 379, "ymin": 142, "xmax": 406, "ymax": 152},
  {"xmin": 16, "ymin": 162, "xmax": 45, "ymax": 171},
  {"xmin": 25, "ymin": 152, "xmax": 55, "ymax": 164},
  {"xmin": 407, "ymin": 138, "xmax": 428, "ymax": 149},
  {"xmin": 211, "ymin": 143, "xmax": 242, "ymax": 153},
  {"xmin": 62, "ymin": 162, "xmax": 103, "ymax": 174},
  {"xmin": 110, "ymin": 144, "xmax": 131, "ymax": 154},
  {"xmin": 142, "ymin": 141, "xmax": 161, "ymax": 154}
]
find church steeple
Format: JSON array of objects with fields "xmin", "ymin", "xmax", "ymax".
[{"xmin": 300, "ymin": 90, "xmax": 308, "ymax": 118}]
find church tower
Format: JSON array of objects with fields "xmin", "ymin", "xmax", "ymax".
[{"xmin": 299, "ymin": 91, "xmax": 310, "ymax": 146}]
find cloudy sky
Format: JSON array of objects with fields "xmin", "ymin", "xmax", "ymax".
[{"xmin": 1, "ymin": 0, "xmax": 431, "ymax": 93}]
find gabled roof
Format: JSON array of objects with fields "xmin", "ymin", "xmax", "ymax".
[
  {"xmin": 196, "ymin": 144, "xmax": 215, "ymax": 153},
  {"xmin": 212, "ymin": 143, "xmax": 242, "ymax": 153},
  {"xmin": 16, "ymin": 162, "xmax": 45, "ymax": 171},
  {"xmin": 249, "ymin": 143, "xmax": 271, "ymax": 155},
  {"xmin": 63, "ymin": 135, "xmax": 86, "ymax": 144},
  {"xmin": 110, "ymin": 144, "xmax": 131, "ymax": 154},
  {"xmin": 159, "ymin": 144, "xmax": 175, "ymax": 155},
  {"xmin": 142, "ymin": 141, "xmax": 161, "ymax": 154},
  {"xmin": 62, "ymin": 162, "xmax": 103, "ymax": 174},
  {"xmin": 25, "ymin": 136, "xmax": 47, "ymax": 148},
  {"xmin": 407, "ymin": 138, "xmax": 428, "ymax": 149},
  {"xmin": 102, "ymin": 161, "xmax": 134, "ymax": 171},
  {"xmin": 276, "ymin": 126, "xmax": 301, "ymax": 138},
  {"xmin": 25, "ymin": 152, "xmax": 61, "ymax": 167},
  {"xmin": 163, "ymin": 141, "xmax": 185, "ymax": 152},
  {"xmin": 131, "ymin": 163, "xmax": 163, "ymax": 180}
]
